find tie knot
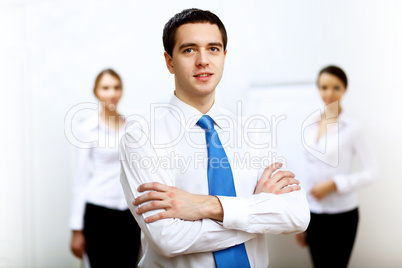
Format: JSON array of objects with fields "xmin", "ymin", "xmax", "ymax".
[{"xmin": 197, "ymin": 115, "xmax": 214, "ymax": 130}]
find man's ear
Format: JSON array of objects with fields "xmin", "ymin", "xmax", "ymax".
[{"xmin": 164, "ymin": 52, "xmax": 175, "ymax": 74}]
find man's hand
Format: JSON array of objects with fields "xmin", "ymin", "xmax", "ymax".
[
  {"xmin": 310, "ymin": 180, "xmax": 337, "ymax": 200},
  {"xmin": 134, "ymin": 182, "xmax": 223, "ymax": 223},
  {"xmin": 254, "ymin": 162, "xmax": 301, "ymax": 195},
  {"xmin": 70, "ymin": 230, "xmax": 86, "ymax": 259}
]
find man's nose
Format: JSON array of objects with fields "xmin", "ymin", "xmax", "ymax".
[{"xmin": 196, "ymin": 50, "xmax": 209, "ymax": 67}]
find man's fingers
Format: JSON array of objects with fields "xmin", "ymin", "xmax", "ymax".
[
  {"xmin": 279, "ymin": 185, "xmax": 301, "ymax": 194},
  {"xmin": 133, "ymin": 191, "xmax": 166, "ymax": 206},
  {"xmin": 144, "ymin": 211, "xmax": 170, "ymax": 223},
  {"xmin": 137, "ymin": 182, "xmax": 173, "ymax": 193},
  {"xmin": 275, "ymin": 177, "xmax": 299, "ymax": 189},
  {"xmin": 139, "ymin": 207, "xmax": 177, "ymax": 223},
  {"xmin": 261, "ymin": 162, "xmax": 283, "ymax": 180},
  {"xmin": 263, "ymin": 171, "xmax": 296, "ymax": 187},
  {"xmin": 136, "ymin": 200, "xmax": 169, "ymax": 215},
  {"xmin": 262, "ymin": 177, "xmax": 300, "ymax": 194},
  {"xmin": 271, "ymin": 170, "xmax": 295, "ymax": 182}
]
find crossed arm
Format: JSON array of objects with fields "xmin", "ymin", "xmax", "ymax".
[
  {"xmin": 120, "ymin": 129, "xmax": 310, "ymax": 257},
  {"xmin": 134, "ymin": 162, "xmax": 301, "ymax": 223}
]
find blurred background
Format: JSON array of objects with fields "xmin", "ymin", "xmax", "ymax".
[{"xmin": 1, "ymin": 0, "xmax": 401, "ymax": 267}]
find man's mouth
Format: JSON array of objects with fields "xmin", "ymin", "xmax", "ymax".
[{"xmin": 194, "ymin": 73, "xmax": 212, "ymax": 77}]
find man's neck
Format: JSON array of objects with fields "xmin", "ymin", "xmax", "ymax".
[{"xmin": 174, "ymin": 90, "xmax": 215, "ymax": 114}]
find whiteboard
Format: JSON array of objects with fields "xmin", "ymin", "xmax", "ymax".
[{"xmin": 243, "ymin": 83, "xmax": 322, "ymax": 177}]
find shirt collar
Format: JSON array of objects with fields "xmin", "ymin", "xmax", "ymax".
[
  {"xmin": 337, "ymin": 111, "xmax": 349, "ymax": 128},
  {"xmin": 169, "ymin": 93, "xmax": 225, "ymax": 130},
  {"xmin": 307, "ymin": 108, "xmax": 349, "ymax": 130}
]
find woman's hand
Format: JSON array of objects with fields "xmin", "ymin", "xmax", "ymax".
[
  {"xmin": 295, "ymin": 233, "xmax": 308, "ymax": 247},
  {"xmin": 70, "ymin": 230, "xmax": 86, "ymax": 259},
  {"xmin": 310, "ymin": 180, "xmax": 337, "ymax": 200}
]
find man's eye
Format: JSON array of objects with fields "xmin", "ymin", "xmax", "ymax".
[
  {"xmin": 210, "ymin": 47, "xmax": 219, "ymax": 52},
  {"xmin": 321, "ymin": 86, "xmax": 327, "ymax": 90},
  {"xmin": 184, "ymin": 48, "xmax": 193, "ymax": 53}
]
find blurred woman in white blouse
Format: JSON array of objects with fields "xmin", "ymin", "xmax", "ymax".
[
  {"xmin": 295, "ymin": 65, "xmax": 379, "ymax": 268},
  {"xmin": 69, "ymin": 69, "xmax": 140, "ymax": 267}
]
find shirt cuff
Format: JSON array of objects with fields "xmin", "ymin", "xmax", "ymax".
[
  {"xmin": 69, "ymin": 216, "xmax": 84, "ymax": 230},
  {"xmin": 217, "ymin": 196, "xmax": 249, "ymax": 230},
  {"xmin": 333, "ymin": 174, "xmax": 348, "ymax": 194}
]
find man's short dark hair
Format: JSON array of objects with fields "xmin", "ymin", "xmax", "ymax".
[{"xmin": 163, "ymin": 8, "xmax": 228, "ymax": 57}]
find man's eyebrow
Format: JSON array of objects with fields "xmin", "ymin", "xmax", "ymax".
[
  {"xmin": 178, "ymin": 43, "xmax": 197, "ymax": 51},
  {"xmin": 177, "ymin": 42, "xmax": 223, "ymax": 51},
  {"xmin": 208, "ymin": 42, "xmax": 223, "ymax": 48}
]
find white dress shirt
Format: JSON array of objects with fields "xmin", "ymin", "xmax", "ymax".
[
  {"xmin": 301, "ymin": 112, "xmax": 379, "ymax": 214},
  {"xmin": 69, "ymin": 115, "xmax": 128, "ymax": 230},
  {"xmin": 119, "ymin": 94, "xmax": 310, "ymax": 268}
]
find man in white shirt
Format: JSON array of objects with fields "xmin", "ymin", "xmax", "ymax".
[{"xmin": 120, "ymin": 8, "xmax": 310, "ymax": 268}]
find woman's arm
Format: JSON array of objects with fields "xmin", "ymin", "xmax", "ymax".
[
  {"xmin": 69, "ymin": 128, "xmax": 93, "ymax": 258},
  {"xmin": 332, "ymin": 125, "xmax": 380, "ymax": 193}
]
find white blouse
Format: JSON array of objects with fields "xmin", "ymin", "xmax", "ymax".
[
  {"xmin": 301, "ymin": 112, "xmax": 379, "ymax": 214},
  {"xmin": 69, "ymin": 115, "xmax": 128, "ymax": 230}
]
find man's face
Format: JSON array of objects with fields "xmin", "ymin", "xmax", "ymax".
[{"xmin": 164, "ymin": 23, "xmax": 227, "ymax": 100}]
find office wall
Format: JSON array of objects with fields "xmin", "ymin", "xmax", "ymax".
[
  {"xmin": 0, "ymin": 2, "xmax": 30, "ymax": 267},
  {"xmin": 1, "ymin": 0, "xmax": 400, "ymax": 267}
]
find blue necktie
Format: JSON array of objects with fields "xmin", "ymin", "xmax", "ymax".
[{"xmin": 197, "ymin": 115, "xmax": 251, "ymax": 268}]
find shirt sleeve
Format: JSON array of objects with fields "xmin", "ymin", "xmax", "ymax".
[
  {"xmin": 69, "ymin": 130, "xmax": 92, "ymax": 230},
  {"xmin": 215, "ymin": 116, "xmax": 310, "ymax": 234},
  {"xmin": 119, "ymin": 127, "xmax": 256, "ymax": 258},
  {"xmin": 217, "ymin": 190, "xmax": 310, "ymax": 234},
  {"xmin": 333, "ymin": 125, "xmax": 380, "ymax": 194},
  {"xmin": 217, "ymin": 137, "xmax": 310, "ymax": 234}
]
